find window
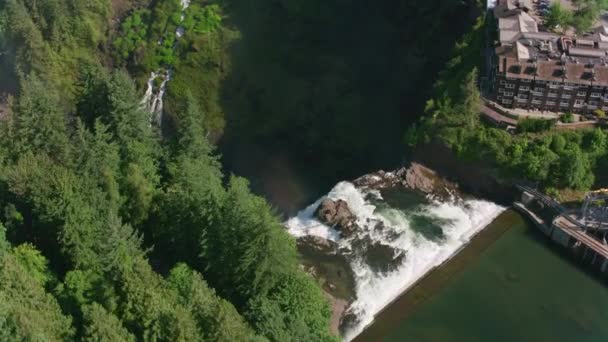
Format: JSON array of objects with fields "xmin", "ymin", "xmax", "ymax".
[
  {"xmin": 531, "ymin": 100, "xmax": 542, "ymax": 105},
  {"xmin": 577, "ymin": 91, "xmax": 587, "ymax": 97},
  {"xmin": 506, "ymin": 83, "xmax": 516, "ymax": 89},
  {"xmin": 522, "ymin": 79, "xmax": 532, "ymax": 83},
  {"xmin": 574, "ymin": 99, "xmax": 584, "ymax": 106},
  {"xmin": 504, "ymin": 92, "xmax": 514, "ymax": 97},
  {"xmin": 534, "ymin": 87, "xmax": 544, "ymax": 93},
  {"xmin": 560, "ymin": 102, "xmax": 569, "ymax": 107},
  {"xmin": 546, "ymin": 101, "xmax": 556, "ymax": 106},
  {"xmin": 591, "ymin": 93, "xmax": 601, "ymax": 98},
  {"xmin": 564, "ymin": 85, "xmax": 576, "ymax": 91},
  {"xmin": 518, "ymin": 94, "xmax": 529, "ymax": 100},
  {"xmin": 502, "ymin": 99, "xmax": 513, "ymax": 104},
  {"xmin": 500, "ymin": 80, "xmax": 506, "ymax": 85},
  {"xmin": 548, "ymin": 92, "xmax": 558, "ymax": 97},
  {"xmin": 562, "ymin": 94, "xmax": 572, "ymax": 99},
  {"xmin": 593, "ymin": 85, "xmax": 603, "ymax": 90},
  {"xmin": 519, "ymin": 86, "xmax": 530, "ymax": 91},
  {"xmin": 589, "ymin": 101, "xmax": 598, "ymax": 106}
]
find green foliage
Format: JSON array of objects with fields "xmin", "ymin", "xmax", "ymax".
[
  {"xmin": 113, "ymin": 10, "xmax": 151, "ymax": 63},
  {"xmin": 0, "ymin": 243, "xmax": 74, "ymax": 340},
  {"xmin": 8, "ymin": 74, "xmax": 69, "ymax": 162},
  {"xmin": 545, "ymin": 2, "xmax": 574, "ymax": 31},
  {"xmin": 594, "ymin": 109, "xmax": 606, "ymax": 118},
  {"xmin": 0, "ymin": 0, "xmax": 110, "ymax": 97},
  {"xmin": 167, "ymin": 263, "xmax": 258, "ymax": 341},
  {"xmin": 545, "ymin": 0, "xmax": 602, "ymax": 33},
  {"xmin": 572, "ymin": 1, "xmax": 600, "ymax": 34},
  {"xmin": 81, "ymin": 303, "xmax": 136, "ymax": 342},
  {"xmin": 517, "ymin": 117, "xmax": 556, "ymax": 133},
  {"xmin": 560, "ymin": 112, "xmax": 575, "ymax": 123},
  {"xmin": 183, "ymin": 4, "xmax": 223, "ymax": 34},
  {"xmin": 11, "ymin": 243, "xmax": 54, "ymax": 286},
  {"xmin": 0, "ymin": 40, "xmax": 335, "ymax": 341}
]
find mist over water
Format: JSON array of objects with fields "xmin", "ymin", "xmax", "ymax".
[{"xmin": 286, "ymin": 181, "xmax": 505, "ymax": 340}]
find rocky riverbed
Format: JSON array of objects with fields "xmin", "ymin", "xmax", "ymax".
[{"xmin": 286, "ymin": 162, "xmax": 504, "ymax": 339}]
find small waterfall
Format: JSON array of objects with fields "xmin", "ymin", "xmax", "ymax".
[
  {"xmin": 141, "ymin": 0, "xmax": 191, "ymax": 124},
  {"xmin": 286, "ymin": 181, "xmax": 505, "ymax": 341}
]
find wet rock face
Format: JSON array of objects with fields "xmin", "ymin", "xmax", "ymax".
[
  {"xmin": 297, "ymin": 236, "xmax": 356, "ymax": 302},
  {"xmin": 353, "ymin": 162, "xmax": 461, "ymax": 200},
  {"xmin": 297, "ymin": 235, "xmax": 339, "ymax": 255},
  {"xmin": 352, "ymin": 236, "xmax": 406, "ymax": 275},
  {"xmin": 315, "ymin": 198, "xmax": 358, "ymax": 237}
]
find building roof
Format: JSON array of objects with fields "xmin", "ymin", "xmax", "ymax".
[
  {"xmin": 495, "ymin": 7, "xmax": 608, "ymax": 87},
  {"xmin": 500, "ymin": 56, "xmax": 608, "ymax": 86},
  {"xmin": 498, "ymin": 8, "xmax": 538, "ymax": 43}
]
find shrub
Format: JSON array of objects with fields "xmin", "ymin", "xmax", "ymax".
[
  {"xmin": 594, "ymin": 109, "xmax": 606, "ymax": 118},
  {"xmin": 560, "ymin": 112, "xmax": 575, "ymax": 123},
  {"xmin": 517, "ymin": 117, "xmax": 556, "ymax": 133}
]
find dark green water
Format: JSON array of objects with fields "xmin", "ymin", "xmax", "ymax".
[{"xmin": 360, "ymin": 211, "xmax": 608, "ymax": 342}]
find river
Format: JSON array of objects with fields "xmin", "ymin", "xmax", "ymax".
[
  {"xmin": 286, "ymin": 177, "xmax": 505, "ymax": 340},
  {"xmin": 285, "ymin": 177, "xmax": 608, "ymax": 341},
  {"xmin": 356, "ymin": 210, "xmax": 608, "ymax": 341}
]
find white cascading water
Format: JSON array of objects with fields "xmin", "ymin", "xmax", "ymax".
[
  {"xmin": 141, "ymin": 0, "xmax": 191, "ymax": 124},
  {"xmin": 285, "ymin": 181, "xmax": 505, "ymax": 341}
]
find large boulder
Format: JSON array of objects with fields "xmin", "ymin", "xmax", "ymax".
[{"xmin": 315, "ymin": 199, "xmax": 358, "ymax": 237}]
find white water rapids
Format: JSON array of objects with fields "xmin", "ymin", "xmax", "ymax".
[
  {"xmin": 141, "ymin": 0, "xmax": 191, "ymax": 124},
  {"xmin": 286, "ymin": 181, "xmax": 505, "ymax": 341}
]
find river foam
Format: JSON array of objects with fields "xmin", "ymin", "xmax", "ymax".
[{"xmin": 285, "ymin": 181, "xmax": 505, "ymax": 341}]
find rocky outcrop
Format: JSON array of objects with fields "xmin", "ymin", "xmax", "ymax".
[
  {"xmin": 296, "ymin": 236, "xmax": 356, "ymax": 299},
  {"xmin": 315, "ymin": 199, "xmax": 358, "ymax": 237},
  {"xmin": 412, "ymin": 142, "xmax": 516, "ymax": 205},
  {"xmin": 352, "ymin": 236, "xmax": 406, "ymax": 275},
  {"xmin": 353, "ymin": 162, "xmax": 461, "ymax": 200}
]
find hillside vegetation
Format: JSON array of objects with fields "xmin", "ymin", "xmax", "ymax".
[
  {"xmin": 407, "ymin": 12, "xmax": 608, "ymax": 199},
  {"xmin": 0, "ymin": 0, "xmax": 336, "ymax": 340}
]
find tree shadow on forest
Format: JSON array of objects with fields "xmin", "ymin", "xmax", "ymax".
[{"xmin": 217, "ymin": 0, "xmax": 478, "ymax": 215}]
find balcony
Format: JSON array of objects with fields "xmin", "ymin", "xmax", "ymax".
[
  {"xmin": 548, "ymin": 93, "xmax": 558, "ymax": 98},
  {"xmin": 564, "ymin": 86, "xmax": 576, "ymax": 91},
  {"xmin": 531, "ymin": 100, "xmax": 542, "ymax": 105},
  {"xmin": 562, "ymin": 94, "xmax": 572, "ymax": 99},
  {"xmin": 531, "ymin": 91, "xmax": 543, "ymax": 96}
]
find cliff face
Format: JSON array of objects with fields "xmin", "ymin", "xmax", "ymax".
[{"xmin": 411, "ymin": 142, "xmax": 516, "ymax": 205}]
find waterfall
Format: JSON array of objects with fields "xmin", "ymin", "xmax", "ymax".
[
  {"xmin": 286, "ymin": 181, "xmax": 505, "ymax": 341},
  {"xmin": 140, "ymin": 0, "xmax": 191, "ymax": 124}
]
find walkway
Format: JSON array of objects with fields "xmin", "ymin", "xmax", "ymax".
[
  {"xmin": 480, "ymin": 104, "xmax": 518, "ymax": 127},
  {"xmin": 554, "ymin": 215, "xmax": 608, "ymax": 259}
]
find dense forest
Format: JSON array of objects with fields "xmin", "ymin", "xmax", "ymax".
[{"xmin": 0, "ymin": 0, "xmax": 336, "ymax": 340}]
